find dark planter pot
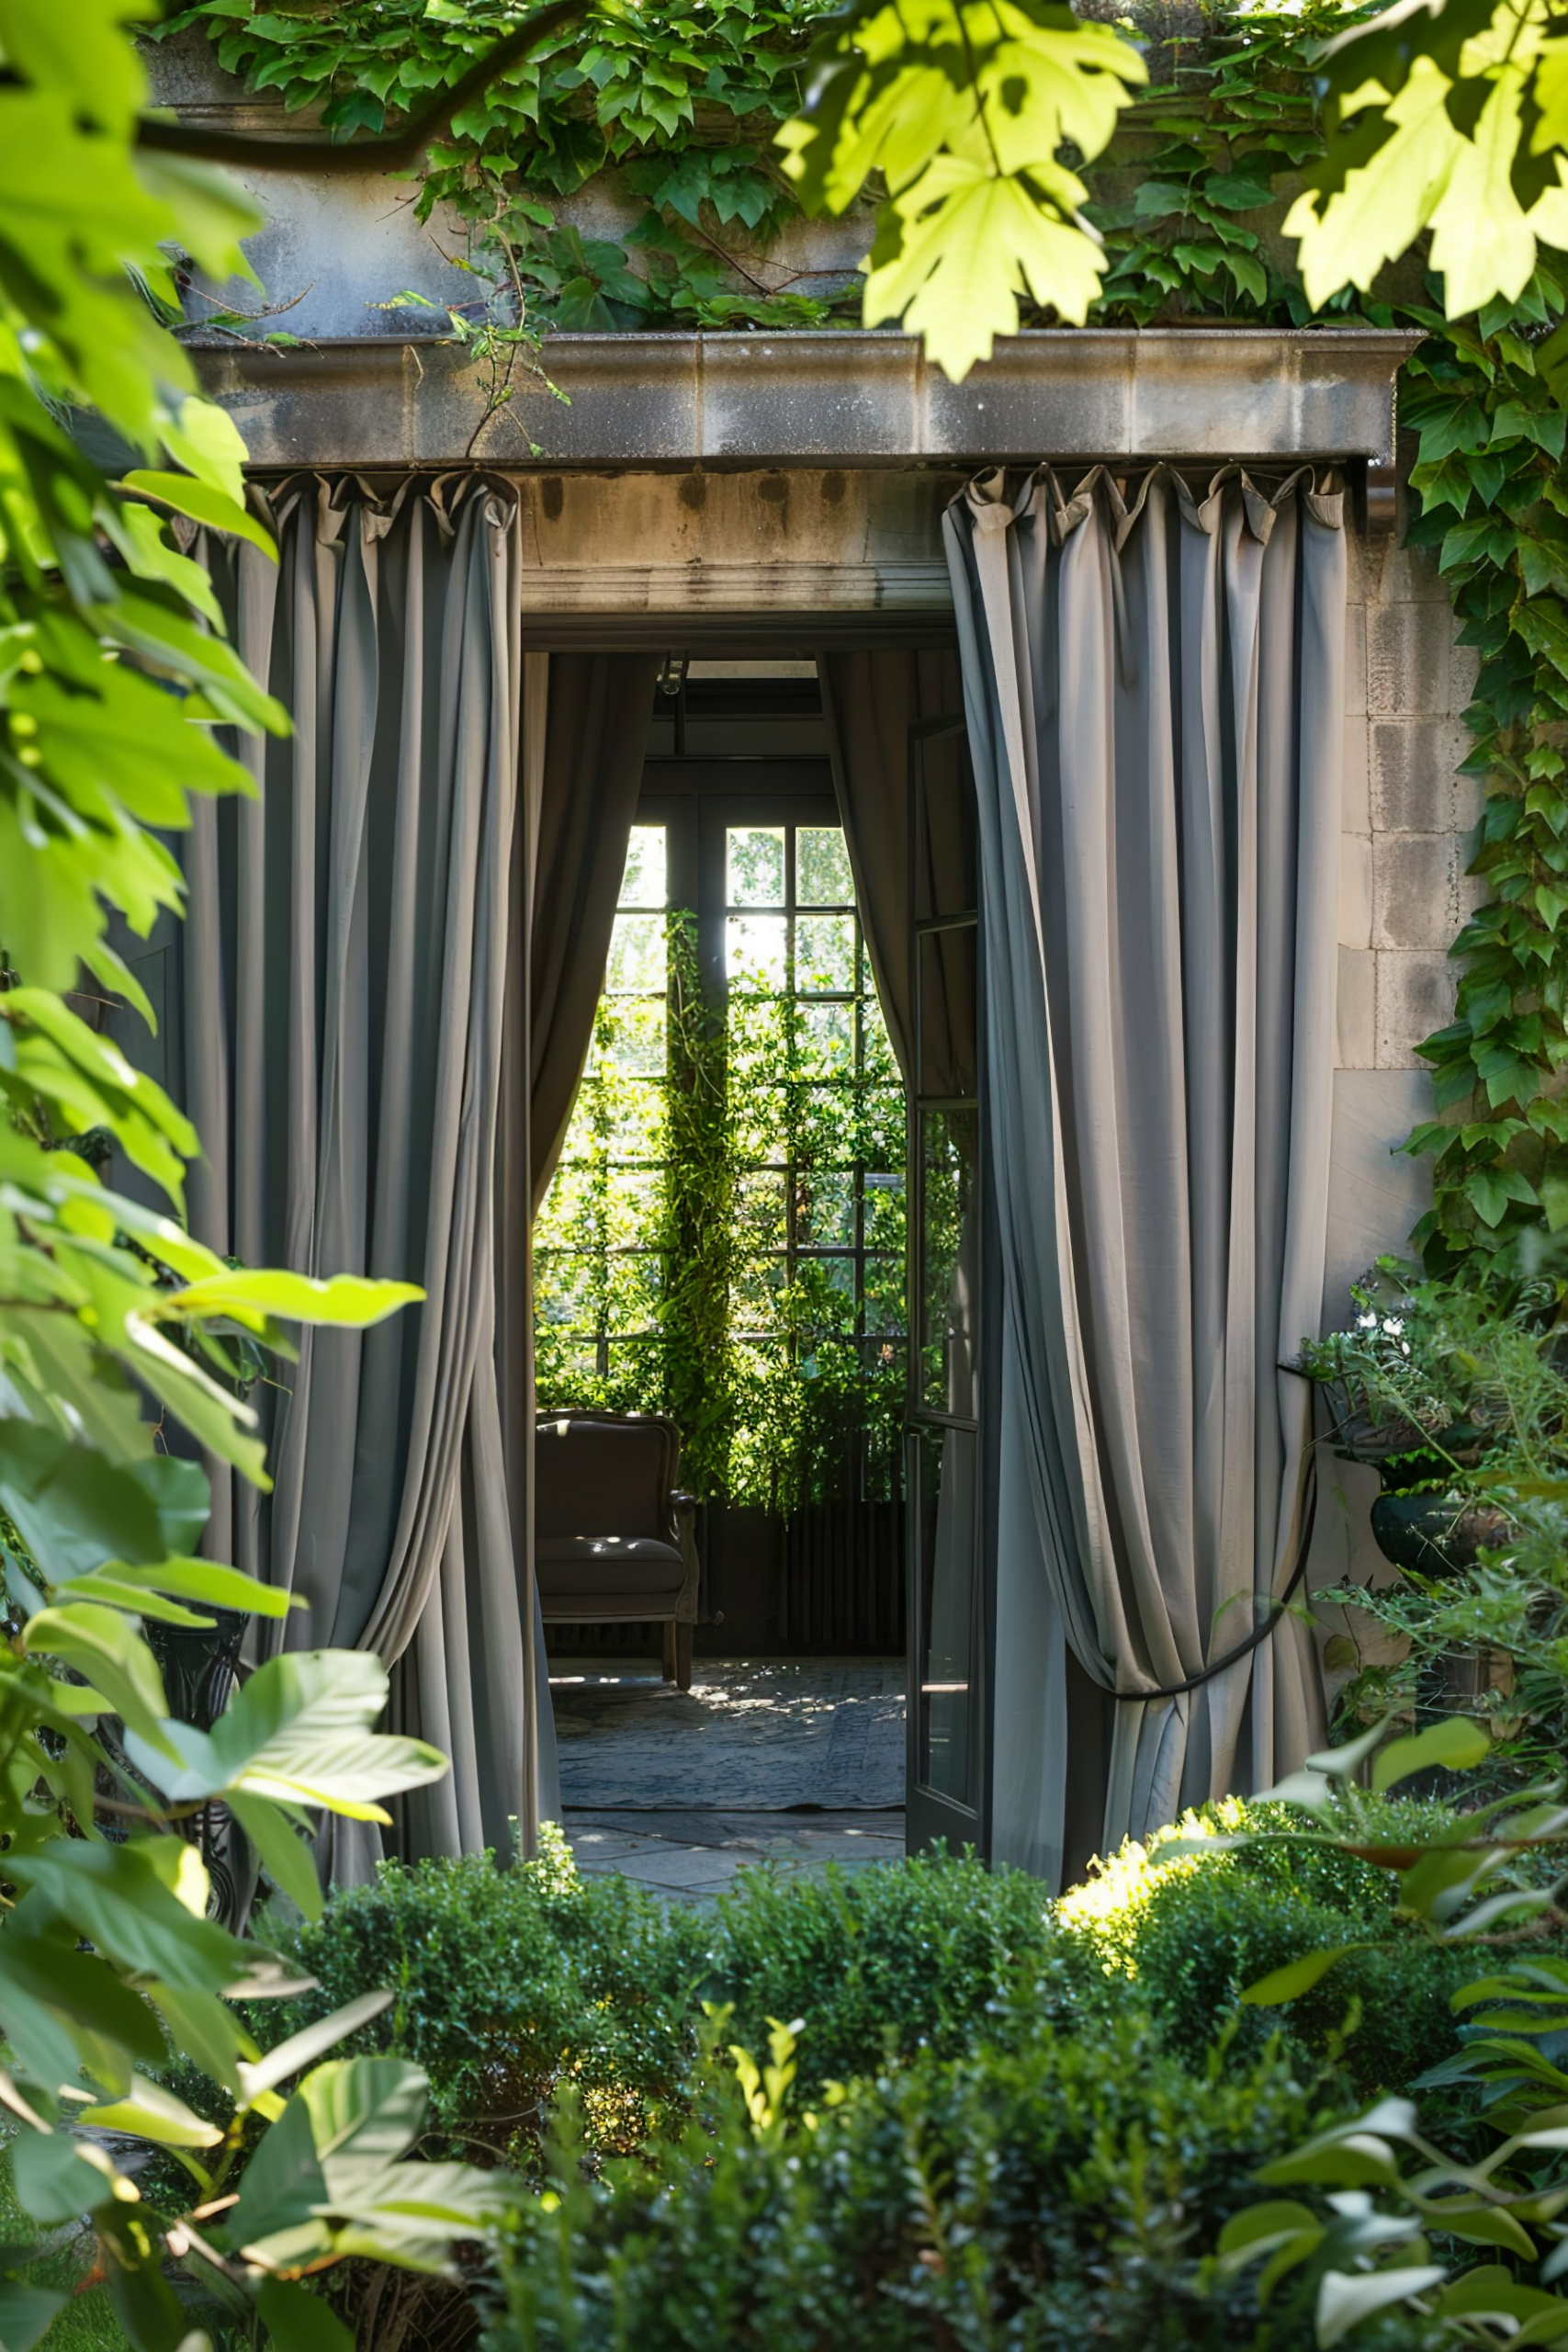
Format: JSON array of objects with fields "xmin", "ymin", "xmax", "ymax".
[{"xmin": 1369, "ymin": 1490, "xmax": 1513, "ymax": 1577}]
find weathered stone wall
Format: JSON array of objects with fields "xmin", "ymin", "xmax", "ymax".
[{"xmin": 1313, "ymin": 528, "xmax": 1475, "ymax": 1604}]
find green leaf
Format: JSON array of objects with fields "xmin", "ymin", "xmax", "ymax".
[
  {"xmin": 227, "ymin": 1789, "xmax": 322, "ymax": 1919},
  {"xmin": 237, "ymin": 1996, "xmax": 397, "ymax": 2111},
  {"xmin": 99, "ymin": 1555, "xmax": 299, "ymax": 1620},
  {"xmin": 1242, "ymin": 1947, "xmax": 1364, "ymax": 2006},
  {"xmin": 0, "ymin": 2281, "xmax": 67, "ymax": 2352},
  {"xmin": 1372, "ymin": 1716, "xmax": 1492, "ymax": 1790},
  {"xmin": 6, "ymin": 1839, "xmax": 243, "ymax": 1996},
  {"xmin": 164, "ymin": 1269, "xmax": 425, "ymax": 1330},
  {"xmin": 21, "ymin": 1604, "xmax": 170, "ymax": 1746},
  {"xmin": 258, "ymin": 2278, "xmax": 355, "ymax": 2352},
  {"xmin": 1318, "ymin": 2267, "xmax": 1451, "ymax": 2346},
  {"xmin": 119, "ymin": 470, "xmax": 276, "ymax": 560},
  {"xmin": 0, "ymin": 1425, "xmax": 164, "ymax": 1578},
  {"xmin": 299, "ymin": 2055, "xmax": 428, "ymax": 2163},
  {"xmin": 126, "ymin": 1648, "xmax": 448, "ymax": 1818},
  {"xmin": 77, "ymin": 2074, "xmax": 223, "ymax": 2148},
  {"xmin": 10, "ymin": 2131, "xmax": 119, "ymax": 2224},
  {"xmin": 229, "ymin": 2088, "xmax": 332, "ymax": 2260}
]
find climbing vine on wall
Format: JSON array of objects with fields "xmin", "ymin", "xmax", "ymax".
[
  {"xmin": 165, "ymin": 0, "xmax": 843, "ymax": 332},
  {"xmin": 1397, "ymin": 285, "xmax": 1568, "ymax": 1271},
  {"xmin": 172, "ymin": 0, "xmax": 1568, "ymax": 1276}
]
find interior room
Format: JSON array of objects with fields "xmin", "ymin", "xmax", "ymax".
[{"xmin": 536, "ymin": 650, "xmax": 979, "ymax": 1894}]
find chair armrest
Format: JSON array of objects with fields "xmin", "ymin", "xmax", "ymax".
[{"xmin": 670, "ymin": 1492, "xmax": 700, "ymax": 1622}]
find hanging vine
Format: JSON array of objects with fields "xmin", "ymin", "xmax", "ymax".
[{"xmin": 168, "ymin": 0, "xmax": 1568, "ymax": 1279}]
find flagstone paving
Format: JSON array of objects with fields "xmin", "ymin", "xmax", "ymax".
[{"xmin": 562, "ymin": 1806, "xmax": 907, "ymax": 1902}]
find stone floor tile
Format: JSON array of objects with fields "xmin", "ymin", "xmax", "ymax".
[{"xmin": 614, "ymin": 1845, "xmax": 752, "ymax": 1889}]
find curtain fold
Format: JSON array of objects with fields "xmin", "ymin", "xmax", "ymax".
[
  {"xmin": 945, "ymin": 463, "xmax": 1343, "ymax": 1883},
  {"xmin": 817, "ymin": 650, "xmax": 958, "ymax": 1081},
  {"xmin": 184, "ymin": 472, "xmax": 556, "ymax": 1877},
  {"xmin": 529, "ymin": 651, "xmax": 660, "ymax": 1208}
]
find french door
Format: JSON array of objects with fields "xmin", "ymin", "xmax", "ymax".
[{"xmin": 905, "ymin": 711, "xmax": 993, "ymax": 1856}]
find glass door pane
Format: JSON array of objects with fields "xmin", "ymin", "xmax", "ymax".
[{"xmin": 906, "ymin": 714, "xmax": 987, "ymax": 1855}]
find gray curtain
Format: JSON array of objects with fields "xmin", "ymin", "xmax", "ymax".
[
  {"xmin": 529, "ymin": 651, "xmax": 660, "ymax": 1207},
  {"xmin": 818, "ymin": 650, "xmax": 953, "ymax": 1080},
  {"xmin": 184, "ymin": 472, "xmax": 557, "ymax": 1875},
  {"xmin": 945, "ymin": 464, "xmax": 1343, "ymax": 1883}
]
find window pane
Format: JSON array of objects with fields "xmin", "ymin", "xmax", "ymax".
[
  {"xmin": 733, "ymin": 1255, "xmax": 784, "ymax": 1328},
  {"xmin": 736, "ymin": 1170, "xmax": 786, "ymax": 1250},
  {"xmin": 534, "ymin": 1254, "xmax": 598, "ymax": 1329},
  {"xmin": 797, "ymin": 1170, "xmax": 854, "ymax": 1248},
  {"xmin": 732, "ymin": 1086, "xmax": 787, "ymax": 1162},
  {"xmin": 797, "ymin": 826, "xmax": 852, "ymax": 906},
  {"xmin": 795, "ymin": 1000, "xmax": 853, "ymax": 1076},
  {"xmin": 606, "ymin": 1250, "xmax": 662, "ymax": 1325},
  {"xmin": 865, "ymin": 1252, "xmax": 905, "ymax": 1334},
  {"xmin": 864, "ymin": 1170, "xmax": 905, "ymax": 1252},
  {"xmin": 728, "ymin": 826, "xmax": 785, "ymax": 908},
  {"xmin": 605, "ymin": 912, "xmax": 666, "ymax": 996},
  {"xmin": 915, "ymin": 1421, "xmax": 978, "ymax": 1806},
  {"xmin": 796, "ymin": 1252, "xmax": 854, "ymax": 1308},
  {"xmin": 619, "ymin": 823, "xmax": 667, "ymax": 910},
  {"xmin": 607, "ymin": 1165, "xmax": 660, "ymax": 1240},
  {"xmin": 918, "ymin": 925, "xmax": 977, "ymax": 1099},
  {"xmin": 604, "ymin": 1080, "xmax": 665, "ymax": 1159},
  {"xmin": 604, "ymin": 1000, "xmax": 666, "ymax": 1077},
  {"xmin": 796, "ymin": 913, "xmax": 855, "ymax": 994},
  {"xmin": 795, "ymin": 1083, "xmax": 858, "ymax": 1169},
  {"xmin": 728, "ymin": 912, "xmax": 787, "ymax": 990},
  {"xmin": 921, "ymin": 1105, "xmax": 979, "ymax": 1416}
]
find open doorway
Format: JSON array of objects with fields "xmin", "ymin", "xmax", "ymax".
[{"xmin": 536, "ymin": 657, "xmax": 915, "ymax": 1894}]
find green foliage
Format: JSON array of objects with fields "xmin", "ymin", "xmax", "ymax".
[
  {"xmin": 1209, "ymin": 1715, "xmax": 1568, "ymax": 2344},
  {"xmin": 1092, "ymin": 0, "xmax": 1365, "ymax": 326},
  {"xmin": 0, "ymin": 5, "xmax": 529, "ymax": 2343},
  {"xmin": 536, "ymin": 894, "xmax": 906, "ymax": 1510},
  {"xmin": 257, "ymin": 1828, "xmax": 710, "ymax": 2167},
  {"xmin": 166, "ymin": 0, "xmax": 844, "ymax": 336},
  {"xmin": 1388, "ymin": 282, "xmax": 1568, "ymax": 1267},
  {"xmin": 258, "ymin": 1831, "xmax": 1068, "ymax": 2164},
  {"xmin": 1285, "ymin": 0, "xmax": 1568, "ymax": 322},
  {"xmin": 1057, "ymin": 1798, "xmax": 1502, "ymax": 2102},
  {"xmin": 1296, "ymin": 1260, "xmax": 1568, "ymax": 1787},
  {"xmin": 780, "ymin": 0, "xmax": 1146, "ymax": 375},
  {"xmin": 491, "ymin": 2012, "xmax": 1335, "ymax": 2351},
  {"xmin": 1295, "ymin": 1257, "xmax": 1568, "ymax": 1473}
]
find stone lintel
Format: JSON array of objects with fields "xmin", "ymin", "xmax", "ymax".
[{"xmin": 195, "ymin": 326, "xmax": 1417, "ymax": 474}]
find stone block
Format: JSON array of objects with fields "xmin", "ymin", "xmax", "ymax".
[
  {"xmin": 1372, "ymin": 832, "xmax": 1458, "ymax": 948},
  {"xmin": 1375, "ymin": 949, "xmax": 1455, "ymax": 1067},
  {"xmin": 1367, "ymin": 601, "xmax": 1453, "ymax": 716},
  {"xmin": 1345, "ymin": 603, "xmax": 1367, "ymax": 718},
  {"xmin": 1337, "ymin": 945, "xmax": 1376, "ymax": 1069},
  {"xmin": 1368, "ymin": 717, "xmax": 1457, "ymax": 831},
  {"xmin": 1342, "ymin": 713, "xmax": 1371, "ymax": 832},
  {"xmin": 1371, "ymin": 539, "xmax": 1450, "ymax": 605},
  {"xmin": 1323, "ymin": 1065, "xmax": 1433, "ymax": 1310},
  {"xmin": 1450, "ymin": 635, "xmax": 1481, "ymax": 713},
  {"xmin": 1339, "ymin": 832, "xmax": 1373, "ymax": 948}
]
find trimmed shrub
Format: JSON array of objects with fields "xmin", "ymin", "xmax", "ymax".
[
  {"xmin": 257, "ymin": 1827, "xmax": 710, "ymax": 2162},
  {"xmin": 1056, "ymin": 1796, "xmax": 1495, "ymax": 2098},
  {"xmin": 260, "ymin": 1833, "xmax": 1074, "ymax": 2161},
  {"xmin": 486, "ymin": 2016, "xmax": 1351, "ymax": 2352},
  {"xmin": 708, "ymin": 1841, "xmax": 1068, "ymax": 2084}
]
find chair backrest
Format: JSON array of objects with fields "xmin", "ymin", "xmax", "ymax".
[{"xmin": 534, "ymin": 1411, "xmax": 680, "ymax": 1542}]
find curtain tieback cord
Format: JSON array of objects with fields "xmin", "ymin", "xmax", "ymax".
[{"xmin": 1083, "ymin": 1448, "xmax": 1321, "ymax": 1705}]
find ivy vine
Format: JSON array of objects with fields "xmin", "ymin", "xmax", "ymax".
[{"xmin": 170, "ymin": 0, "xmax": 1568, "ymax": 1277}]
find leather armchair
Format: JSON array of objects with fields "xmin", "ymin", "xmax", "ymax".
[{"xmin": 534, "ymin": 1410, "xmax": 700, "ymax": 1690}]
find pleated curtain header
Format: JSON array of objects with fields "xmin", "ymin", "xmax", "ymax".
[{"xmin": 954, "ymin": 462, "xmax": 1346, "ymax": 551}]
